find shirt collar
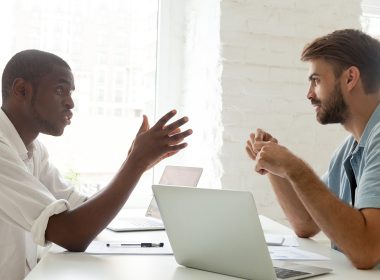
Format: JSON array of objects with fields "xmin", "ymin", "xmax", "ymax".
[
  {"xmin": 0, "ymin": 108, "xmax": 33, "ymax": 160},
  {"xmin": 358, "ymin": 103, "xmax": 380, "ymax": 148}
]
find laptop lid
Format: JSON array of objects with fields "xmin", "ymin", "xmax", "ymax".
[
  {"xmin": 146, "ymin": 166, "xmax": 203, "ymax": 219},
  {"xmin": 106, "ymin": 166, "xmax": 203, "ymax": 232},
  {"xmin": 152, "ymin": 185, "xmax": 332, "ymax": 280}
]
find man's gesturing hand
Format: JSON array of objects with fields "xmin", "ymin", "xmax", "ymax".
[{"xmin": 127, "ymin": 110, "xmax": 193, "ymax": 171}]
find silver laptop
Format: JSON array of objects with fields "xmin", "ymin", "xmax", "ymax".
[
  {"xmin": 152, "ymin": 185, "xmax": 332, "ymax": 280},
  {"xmin": 107, "ymin": 166, "xmax": 203, "ymax": 232}
]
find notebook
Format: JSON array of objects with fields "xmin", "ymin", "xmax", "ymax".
[
  {"xmin": 152, "ymin": 185, "xmax": 332, "ymax": 280},
  {"xmin": 107, "ymin": 166, "xmax": 203, "ymax": 232}
]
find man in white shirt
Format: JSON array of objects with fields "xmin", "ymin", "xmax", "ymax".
[{"xmin": 0, "ymin": 49, "xmax": 192, "ymax": 280}]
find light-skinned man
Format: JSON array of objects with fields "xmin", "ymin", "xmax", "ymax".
[{"xmin": 246, "ymin": 29, "xmax": 380, "ymax": 269}]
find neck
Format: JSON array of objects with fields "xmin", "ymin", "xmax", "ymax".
[
  {"xmin": 1, "ymin": 105, "xmax": 39, "ymax": 147},
  {"xmin": 342, "ymin": 93, "xmax": 380, "ymax": 142}
]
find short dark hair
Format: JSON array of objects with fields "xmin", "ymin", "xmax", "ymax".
[
  {"xmin": 301, "ymin": 29, "xmax": 380, "ymax": 94},
  {"xmin": 1, "ymin": 49, "xmax": 71, "ymax": 100}
]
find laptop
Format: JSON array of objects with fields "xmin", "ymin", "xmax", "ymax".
[
  {"xmin": 107, "ymin": 166, "xmax": 203, "ymax": 232},
  {"xmin": 152, "ymin": 185, "xmax": 332, "ymax": 280}
]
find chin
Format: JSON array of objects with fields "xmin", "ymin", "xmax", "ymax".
[{"xmin": 43, "ymin": 127, "xmax": 65, "ymax": 137}]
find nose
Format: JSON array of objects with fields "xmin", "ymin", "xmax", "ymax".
[
  {"xmin": 64, "ymin": 95, "xmax": 75, "ymax": 109},
  {"xmin": 306, "ymin": 84, "xmax": 315, "ymax": 100}
]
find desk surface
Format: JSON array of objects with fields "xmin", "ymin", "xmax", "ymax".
[{"xmin": 26, "ymin": 215, "xmax": 379, "ymax": 280}]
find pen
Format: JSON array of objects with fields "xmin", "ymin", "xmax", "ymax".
[{"xmin": 106, "ymin": 242, "xmax": 164, "ymax": 248}]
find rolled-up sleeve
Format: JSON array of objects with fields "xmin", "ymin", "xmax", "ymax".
[
  {"xmin": 0, "ymin": 141, "xmax": 70, "ymax": 246},
  {"xmin": 31, "ymin": 199, "xmax": 69, "ymax": 246}
]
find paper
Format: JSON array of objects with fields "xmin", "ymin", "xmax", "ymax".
[
  {"xmin": 265, "ymin": 234, "xmax": 285, "ymax": 246},
  {"xmin": 85, "ymin": 240, "xmax": 173, "ymax": 255},
  {"xmin": 268, "ymin": 246, "xmax": 329, "ymax": 260},
  {"xmin": 264, "ymin": 234, "xmax": 299, "ymax": 247}
]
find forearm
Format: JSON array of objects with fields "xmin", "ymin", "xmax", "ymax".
[
  {"xmin": 287, "ymin": 162, "xmax": 380, "ymax": 269},
  {"xmin": 268, "ymin": 173, "xmax": 320, "ymax": 237},
  {"xmin": 45, "ymin": 158, "xmax": 145, "ymax": 251}
]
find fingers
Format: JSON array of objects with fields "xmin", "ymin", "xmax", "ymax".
[
  {"xmin": 255, "ymin": 129, "xmax": 265, "ymax": 141},
  {"xmin": 168, "ymin": 127, "xmax": 181, "ymax": 136},
  {"xmin": 152, "ymin": 110, "xmax": 190, "ymax": 139},
  {"xmin": 246, "ymin": 139, "xmax": 256, "ymax": 160},
  {"xmin": 165, "ymin": 142, "xmax": 189, "ymax": 153},
  {"xmin": 152, "ymin": 110, "xmax": 192, "ymax": 154},
  {"xmin": 246, "ymin": 128, "xmax": 278, "ymax": 161},
  {"xmin": 254, "ymin": 149, "xmax": 269, "ymax": 175},
  {"xmin": 163, "ymin": 116, "xmax": 189, "ymax": 134},
  {"xmin": 153, "ymin": 110, "xmax": 177, "ymax": 129},
  {"xmin": 246, "ymin": 138, "xmax": 267, "ymax": 161},
  {"xmin": 245, "ymin": 144, "xmax": 255, "ymax": 160},
  {"xmin": 256, "ymin": 128, "xmax": 278, "ymax": 143},
  {"xmin": 166, "ymin": 129, "xmax": 193, "ymax": 145},
  {"xmin": 255, "ymin": 166, "xmax": 268, "ymax": 175},
  {"xmin": 136, "ymin": 115, "xmax": 149, "ymax": 136}
]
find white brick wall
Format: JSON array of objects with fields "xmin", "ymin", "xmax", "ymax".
[{"xmin": 220, "ymin": 0, "xmax": 361, "ymax": 224}]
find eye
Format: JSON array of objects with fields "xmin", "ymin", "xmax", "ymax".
[
  {"xmin": 309, "ymin": 77, "xmax": 320, "ymax": 86},
  {"xmin": 55, "ymin": 86, "xmax": 73, "ymax": 97},
  {"xmin": 55, "ymin": 86, "xmax": 64, "ymax": 96}
]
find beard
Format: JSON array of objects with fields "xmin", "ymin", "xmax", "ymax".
[
  {"xmin": 30, "ymin": 95, "xmax": 64, "ymax": 136},
  {"xmin": 311, "ymin": 82, "xmax": 349, "ymax": 125}
]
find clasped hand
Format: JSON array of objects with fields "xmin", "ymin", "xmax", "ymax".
[{"xmin": 245, "ymin": 128, "xmax": 296, "ymax": 178}]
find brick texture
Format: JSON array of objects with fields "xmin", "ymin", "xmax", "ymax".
[{"xmin": 220, "ymin": 0, "xmax": 362, "ymax": 224}]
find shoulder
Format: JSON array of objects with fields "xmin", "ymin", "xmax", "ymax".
[
  {"xmin": 366, "ymin": 122, "xmax": 380, "ymax": 148},
  {"xmin": 0, "ymin": 134, "xmax": 21, "ymax": 161}
]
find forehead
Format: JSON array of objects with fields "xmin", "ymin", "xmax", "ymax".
[
  {"xmin": 307, "ymin": 58, "xmax": 335, "ymax": 77},
  {"xmin": 38, "ymin": 65, "xmax": 75, "ymax": 89}
]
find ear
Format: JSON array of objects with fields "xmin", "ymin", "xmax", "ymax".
[
  {"xmin": 11, "ymin": 78, "xmax": 32, "ymax": 100},
  {"xmin": 344, "ymin": 66, "xmax": 360, "ymax": 92}
]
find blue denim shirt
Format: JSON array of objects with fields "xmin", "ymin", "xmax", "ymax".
[{"xmin": 322, "ymin": 104, "xmax": 380, "ymax": 209}]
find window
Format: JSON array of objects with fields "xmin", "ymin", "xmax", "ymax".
[
  {"xmin": 0, "ymin": 0, "xmax": 159, "ymax": 206},
  {"xmin": 361, "ymin": 0, "xmax": 380, "ymax": 38},
  {"xmin": 0, "ymin": 0, "xmax": 223, "ymax": 208}
]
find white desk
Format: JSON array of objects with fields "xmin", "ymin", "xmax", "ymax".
[{"xmin": 26, "ymin": 216, "xmax": 379, "ymax": 280}]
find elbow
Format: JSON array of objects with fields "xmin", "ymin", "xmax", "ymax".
[
  {"xmin": 345, "ymin": 245, "xmax": 379, "ymax": 270},
  {"xmin": 67, "ymin": 247, "xmax": 87, "ymax": 253},
  {"xmin": 293, "ymin": 226, "xmax": 320, "ymax": 238},
  {"xmin": 290, "ymin": 219, "xmax": 320, "ymax": 238},
  {"xmin": 295, "ymin": 230, "xmax": 315, "ymax": 239},
  {"xmin": 350, "ymin": 255, "xmax": 379, "ymax": 270},
  {"xmin": 352, "ymin": 261, "xmax": 378, "ymax": 270},
  {"xmin": 64, "ymin": 241, "xmax": 91, "ymax": 253}
]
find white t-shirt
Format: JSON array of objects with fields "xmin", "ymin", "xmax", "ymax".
[{"xmin": 0, "ymin": 109, "xmax": 87, "ymax": 280}]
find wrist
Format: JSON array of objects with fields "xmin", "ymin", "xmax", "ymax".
[
  {"xmin": 284, "ymin": 157, "xmax": 310, "ymax": 183},
  {"xmin": 122, "ymin": 153, "xmax": 147, "ymax": 176}
]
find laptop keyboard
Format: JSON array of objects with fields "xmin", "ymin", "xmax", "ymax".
[
  {"xmin": 127, "ymin": 218, "xmax": 163, "ymax": 227},
  {"xmin": 274, "ymin": 267, "xmax": 311, "ymax": 279}
]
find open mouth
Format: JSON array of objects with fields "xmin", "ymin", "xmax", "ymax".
[{"xmin": 63, "ymin": 111, "xmax": 73, "ymax": 125}]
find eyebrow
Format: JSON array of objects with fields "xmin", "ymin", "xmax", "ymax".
[{"xmin": 57, "ymin": 78, "xmax": 75, "ymax": 90}]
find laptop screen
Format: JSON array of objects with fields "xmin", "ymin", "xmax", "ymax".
[{"xmin": 146, "ymin": 166, "xmax": 203, "ymax": 219}]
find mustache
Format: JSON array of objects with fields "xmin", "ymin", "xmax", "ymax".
[{"xmin": 311, "ymin": 99, "xmax": 321, "ymax": 106}]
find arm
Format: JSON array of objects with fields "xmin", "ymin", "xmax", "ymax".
[
  {"xmin": 45, "ymin": 110, "xmax": 192, "ymax": 251},
  {"xmin": 268, "ymin": 174, "xmax": 320, "ymax": 237},
  {"xmin": 255, "ymin": 142, "xmax": 380, "ymax": 269},
  {"xmin": 246, "ymin": 129, "xmax": 320, "ymax": 237}
]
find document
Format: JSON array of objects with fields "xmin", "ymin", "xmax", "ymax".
[
  {"xmin": 264, "ymin": 234, "xmax": 299, "ymax": 247},
  {"xmin": 85, "ymin": 240, "xmax": 173, "ymax": 255},
  {"xmin": 268, "ymin": 246, "xmax": 329, "ymax": 261}
]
